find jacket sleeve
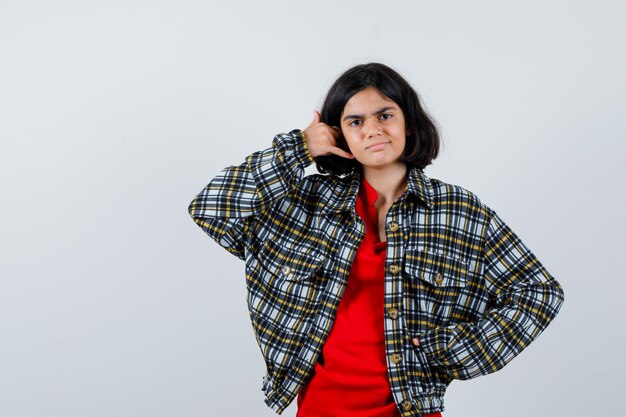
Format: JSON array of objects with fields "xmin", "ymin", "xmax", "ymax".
[
  {"xmin": 187, "ymin": 131, "xmax": 314, "ymax": 260},
  {"xmin": 417, "ymin": 208, "xmax": 565, "ymax": 380}
]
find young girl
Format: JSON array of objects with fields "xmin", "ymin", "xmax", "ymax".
[{"xmin": 188, "ymin": 62, "xmax": 564, "ymax": 417}]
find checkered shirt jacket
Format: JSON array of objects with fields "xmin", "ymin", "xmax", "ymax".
[{"xmin": 187, "ymin": 131, "xmax": 564, "ymax": 416}]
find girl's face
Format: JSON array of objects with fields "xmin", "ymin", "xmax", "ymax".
[{"xmin": 339, "ymin": 87, "xmax": 408, "ymax": 172}]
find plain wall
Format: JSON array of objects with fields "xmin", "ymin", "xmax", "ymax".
[{"xmin": 1, "ymin": 0, "xmax": 624, "ymax": 416}]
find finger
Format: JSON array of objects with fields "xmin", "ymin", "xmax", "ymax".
[
  {"xmin": 330, "ymin": 125, "xmax": 341, "ymax": 138},
  {"xmin": 309, "ymin": 110, "xmax": 321, "ymax": 126},
  {"xmin": 306, "ymin": 111, "xmax": 320, "ymax": 128},
  {"xmin": 326, "ymin": 146, "xmax": 355, "ymax": 159},
  {"xmin": 411, "ymin": 337, "xmax": 420, "ymax": 347}
]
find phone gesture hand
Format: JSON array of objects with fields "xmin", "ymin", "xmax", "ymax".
[{"xmin": 302, "ymin": 111, "xmax": 354, "ymax": 159}]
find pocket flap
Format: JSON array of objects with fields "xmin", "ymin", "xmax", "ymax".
[
  {"xmin": 405, "ymin": 249, "xmax": 468, "ymax": 288},
  {"xmin": 256, "ymin": 238, "xmax": 324, "ymax": 282}
]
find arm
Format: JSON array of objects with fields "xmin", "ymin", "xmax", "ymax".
[
  {"xmin": 187, "ymin": 112, "xmax": 353, "ymax": 259},
  {"xmin": 416, "ymin": 208, "xmax": 565, "ymax": 380},
  {"xmin": 187, "ymin": 130, "xmax": 314, "ymax": 260}
]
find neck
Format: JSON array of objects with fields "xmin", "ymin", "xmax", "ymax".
[{"xmin": 362, "ymin": 163, "xmax": 408, "ymax": 204}]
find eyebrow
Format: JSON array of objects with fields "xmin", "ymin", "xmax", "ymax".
[{"xmin": 342, "ymin": 106, "xmax": 397, "ymax": 122}]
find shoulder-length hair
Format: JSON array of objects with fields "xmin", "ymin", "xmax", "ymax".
[{"xmin": 315, "ymin": 62, "xmax": 441, "ymax": 176}]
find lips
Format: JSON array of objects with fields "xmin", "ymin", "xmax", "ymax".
[{"xmin": 366, "ymin": 141, "xmax": 390, "ymax": 150}]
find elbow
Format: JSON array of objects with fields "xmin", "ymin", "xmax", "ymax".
[
  {"xmin": 551, "ymin": 279, "xmax": 565, "ymax": 320},
  {"xmin": 188, "ymin": 196, "xmax": 208, "ymax": 223},
  {"xmin": 536, "ymin": 278, "xmax": 565, "ymax": 332},
  {"xmin": 187, "ymin": 197, "xmax": 216, "ymax": 235},
  {"xmin": 188, "ymin": 197, "xmax": 199, "ymax": 220},
  {"xmin": 555, "ymin": 280, "xmax": 565, "ymax": 307}
]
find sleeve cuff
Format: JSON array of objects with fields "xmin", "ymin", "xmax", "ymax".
[
  {"xmin": 418, "ymin": 326, "xmax": 452, "ymax": 368},
  {"xmin": 289, "ymin": 129, "xmax": 314, "ymax": 168}
]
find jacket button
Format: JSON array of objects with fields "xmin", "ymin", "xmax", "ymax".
[
  {"xmin": 388, "ymin": 264, "xmax": 401, "ymax": 275},
  {"xmin": 400, "ymin": 400, "xmax": 413, "ymax": 411},
  {"xmin": 281, "ymin": 265, "xmax": 292, "ymax": 276},
  {"xmin": 391, "ymin": 353, "xmax": 403, "ymax": 364},
  {"xmin": 434, "ymin": 272, "xmax": 443, "ymax": 285},
  {"xmin": 387, "ymin": 221, "xmax": 399, "ymax": 232},
  {"xmin": 387, "ymin": 307, "xmax": 400, "ymax": 319}
]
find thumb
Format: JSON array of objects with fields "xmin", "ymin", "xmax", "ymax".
[{"xmin": 310, "ymin": 110, "xmax": 321, "ymax": 125}]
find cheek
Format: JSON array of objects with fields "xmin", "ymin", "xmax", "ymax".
[
  {"xmin": 394, "ymin": 122, "xmax": 407, "ymax": 135},
  {"xmin": 344, "ymin": 141, "xmax": 359, "ymax": 155},
  {"xmin": 342, "ymin": 134, "xmax": 358, "ymax": 151}
]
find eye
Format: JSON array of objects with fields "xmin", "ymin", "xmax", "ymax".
[
  {"xmin": 348, "ymin": 119, "xmax": 361, "ymax": 126},
  {"xmin": 380, "ymin": 113, "xmax": 392, "ymax": 120}
]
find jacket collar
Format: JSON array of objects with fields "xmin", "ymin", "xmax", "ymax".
[{"xmin": 321, "ymin": 166, "xmax": 434, "ymax": 215}]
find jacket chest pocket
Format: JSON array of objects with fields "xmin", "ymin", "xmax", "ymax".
[
  {"xmin": 403, "ymin": 248, "xmax": 469, "ymax": 329},
  {"xmin": 245, "ymin": 238, "xmax": 325, "ymax": 331}
]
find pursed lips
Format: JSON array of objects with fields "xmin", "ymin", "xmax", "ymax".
[{"xmin": 365, "ymin": 141, "xmax": 391, "ymax": 150}]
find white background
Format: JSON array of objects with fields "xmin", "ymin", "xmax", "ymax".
[{"xmin": 1, "ymin": 1, "xmax": 624, "ymax": 416}]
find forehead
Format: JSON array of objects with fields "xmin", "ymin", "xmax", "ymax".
[{"xmin": 342, "ymin": 87, "xmax": 399, "ymax": 113}]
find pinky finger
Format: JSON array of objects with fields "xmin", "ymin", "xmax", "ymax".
[{"xmin": 327, "ymin": 146, "xmax": 355, "ymax": 159}]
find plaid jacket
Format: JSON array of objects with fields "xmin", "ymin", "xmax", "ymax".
[{"xmin": 187, "ymin": 131, "xmax": 564, "ymax": 416}]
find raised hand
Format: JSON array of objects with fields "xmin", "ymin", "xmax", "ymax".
[{"xmin": 302, "ymin": 111, "xmax": 355, "ymax": 159}]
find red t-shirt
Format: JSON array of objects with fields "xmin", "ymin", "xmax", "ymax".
[{"xmin": 297, "ymin": 177, "xmax": 442, "ymax": 417}]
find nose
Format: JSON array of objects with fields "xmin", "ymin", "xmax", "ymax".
[{"xmin": 363, "ymin": 118, "xmax": 383, "ymax": 138}]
